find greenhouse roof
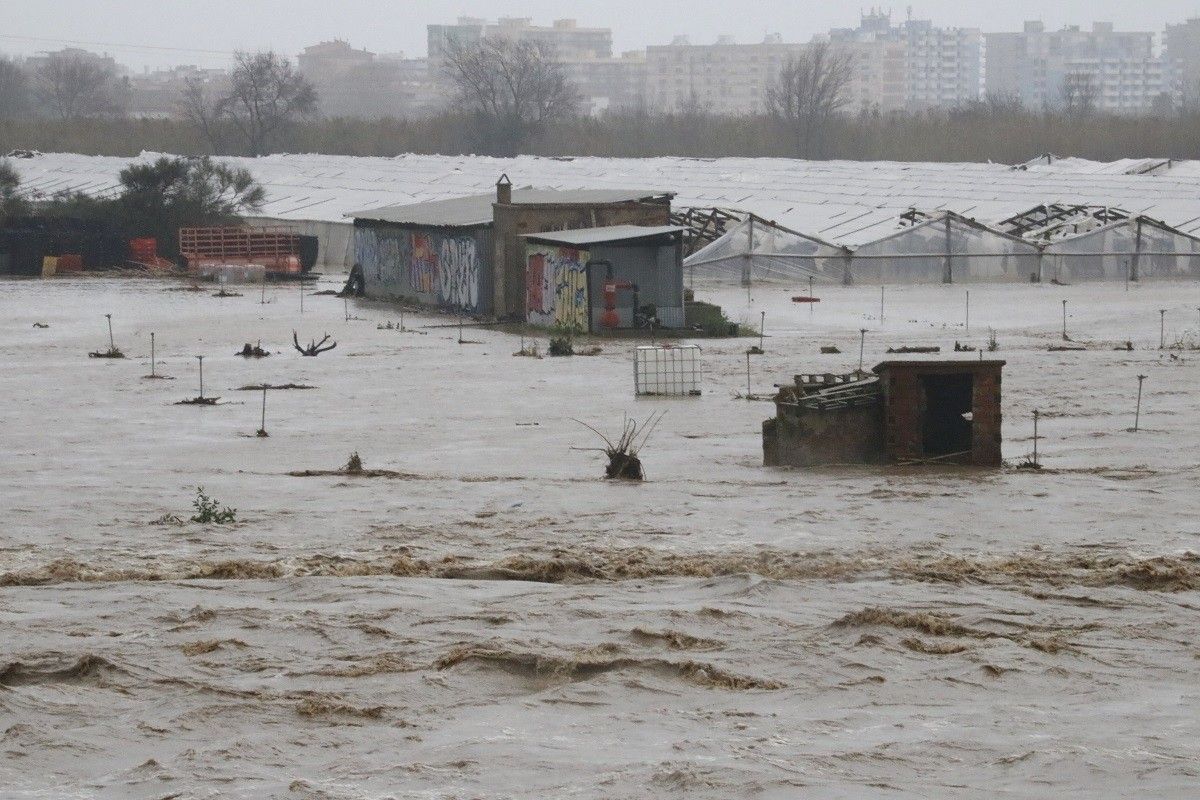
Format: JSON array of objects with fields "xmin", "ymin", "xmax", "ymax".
[{"xmin": 12, "ymin": 151, "xmax": 1200, "ymax": 244}]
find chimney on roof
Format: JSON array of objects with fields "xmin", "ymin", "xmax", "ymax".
[{"xmin": 496, "ymin": 173, "xmax": 512, "ymax": 205}]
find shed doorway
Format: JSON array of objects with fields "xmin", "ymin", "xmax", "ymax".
[{"xmin": 921, "ymin": 373, "xmax": 974, "ymax": 456}]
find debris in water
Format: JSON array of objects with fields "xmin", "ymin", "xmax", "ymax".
[
  {"xmin": 294, "ymin": 331, "xmax": 337, "ymax": 356},
  {"xmin": 571, "ymin": 412, "xmax": 665, "ymax": 481}
]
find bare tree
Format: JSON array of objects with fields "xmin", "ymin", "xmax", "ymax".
[
  {"xmin": 765, "ymin": 42, "xmax": 854, "ymax": 158},
  {"xmin": 1062, "ymin": 71, "xmax": 1098, "ymax": 116},
  {"xmin": 35, "ymin": 52, "xmax": 126, "ymax": 119},
  {"xmin": 178, "ymin": 76, "xmax": 227, "ymax": 154},
  {"xmin": 217, "ymin": 51, "xmax": 317, "ymax": 156},
  {"xmin": 0, "ymin": 57, "xmax": 29, "ymax": 119},
  {"xmin": 441, "ymin": 37, "xmax": 579, "ymax": 155}
]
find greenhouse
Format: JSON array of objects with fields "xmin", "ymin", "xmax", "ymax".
[
  {"xmin": 845, "ymin": 212, "xmax": 1043, "ymax": 285},
  {"xmin": 1041, "ymin": 216, "xmax": 1200, "ymax": 283},
  {"xmin": 683, "ymin": 216, "xmax": 849, "ymax": 286}
]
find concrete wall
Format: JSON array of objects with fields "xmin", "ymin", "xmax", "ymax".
[
  {"xmin": 354, "ymin": 222, "xmax": 493, "ymax": 314},
  {"xmin": 492, "ymin": 199, "xmax": 671, "ymax": 318},
  {"xmin": 763, "ymin": 403, "xmax": 885, "ymax": 467}
]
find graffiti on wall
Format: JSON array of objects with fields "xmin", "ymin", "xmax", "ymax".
[
  {"xmin": 526, "ymin": 244, "xmax": 589, "ymax": 329},
  {"xmin": 439, "ymin": 238, "xmax": 478, "ymax": 310},
  {"xmin": 410, "ymin": 234, "xmax": 438, "ymax": 294},
  {"xmin": 355, "ymin": 227, "xmax": 481, "ymax": 310},
  {"xmin": 355, "ymin": 229, "xmax": 382, "ymax": 283}
]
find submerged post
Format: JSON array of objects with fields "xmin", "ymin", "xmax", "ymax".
[
  {"xmin": 880, "ymin": 285, "xmax": 885, "ymax": 324},
  {"xmin": 105, "ymin": 313, "xmax": 114, "ymax": 350},
  {"xmin": 197, "ymin": 355, "xmax": 205, "ymax": 400},
  {"xmin": 745, "ymin": 351, "xmax": 751, "ymax": 398},
  {"xmin": 1032, "ymin": 409, "xmax": 1040, "ymax": 467},
  {"xmin": 150, "ymin": 332, "xmax": 156, "ymax": 377},
  {"xmin": 965, "ymin": 290, "xmax": 970, "ymax": 334},
  {"xmin": 1061, "ymin": 299, "xmax": 1068, "ymax": 341},
  {"xmin": 808, "ymin": 275, "xmax": 814, "ymax": 318},
  {"xmin": 1159, "ymin": 309, "xmax": 1167, "ymax": 349},
  {"xmin": 258, "ymin": 386, "xmax": 268, "ymax": 437},
  {"xmin": 859, "ymin": 328, "xmax": 867, "ymax": 372},
  {"xmin": 759, "ymin": 311, "xmax": 765, "ymax": 351},
  {"xmin": 1133, "ymin": 374, "xmax": 1147, "ymax": 431}
]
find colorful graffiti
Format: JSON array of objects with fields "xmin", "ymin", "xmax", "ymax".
[
  {"xmin": 355, "ymin": 227, "xmax": 482, "ymax": 311},
  {"xmin": 438, "ymin": 238, "xmax": 478, "ymax": 310},
  {"xmin": 526, "ymin": 244, "xmax": 588, "ymax": 329},
  {"xmin": 410, "ymin": 234, "xmax": 438, "ymax": 294}
]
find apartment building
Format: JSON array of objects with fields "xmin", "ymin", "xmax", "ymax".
[
  {"xmin": 643, "ymin": 35, "xmax": 806, "ymax": 115},
  {"xmin": 427, "ymin": 17, "xmax": 612, "ymax": 63},
  {"xmin": 903, "ymin": 20, "xmax": 984, "ymax": 109},
  {"xmin": 984, "ymin": 22, "xmax": 1161, "ymax": 112},
  {"xmin": 1165, "ymin": 18, "xmax": 1200, "ymax": 106}
]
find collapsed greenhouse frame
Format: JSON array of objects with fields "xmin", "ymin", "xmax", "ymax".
[{"xmin": 684, "ymin": 209, "xmax": 1200, "ymax": 286}]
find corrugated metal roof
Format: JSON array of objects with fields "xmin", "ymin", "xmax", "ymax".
[
  {"xmin": 523, "ymin": 224, "xmax": 684, "ymax": 246},
  {"xmin": 348, "ymin": 189, "xmax": 673, "ymax": 227}
]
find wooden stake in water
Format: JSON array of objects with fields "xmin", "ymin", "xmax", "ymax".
[
  {"xmin": 1061, "ymin": 299, "xmax": 1068, "ymax": 341},
  {"xmin": 859, "ymin": 328, "xmax": 867, "ymax": 372},
  {"xmin": 880, "ymin": 286, "xmax": 884, "ymax": 324},
  {"xmin": 1124, "ymin": 259, "xmax": 1130, "ymax": 292},
  {"xmin": 400, "ymin": 308, "xmax": 405, "ymax": 332},
  {"xmin": 105, "ymin": 313, "xmax": 114, "ymax": 350},
  {"xmin": 196, "ymin": 355, "xmax": 205, "ymax": 400},
  {"xmin": 1133, "ymin": 374, "xmax": 1147, "ymax": 432},
  {"xmin": 345, "ymin": 297, "xmax": 349, "ymax": 321},
  {"xmin": 808, "ymin": 276, "xmax": 814, "ymax": 318},
  {"xmin": 759, "ymin": 311, "xmax": 765, "ymax": 351},
  {"xmin": 1032, "ymin": 409, "xmax": 1040, "ymax": 467},
  {"xmin": 965, "ymin": 290, "xmax": 970, "ymax": 334},
  {"xmin": 1159, "ymin": 309, "xmax": 1167, "ymax": 349},
  {"xmin": 150, "ymin": 332, "xmax": 156, "ymax": 377},
  {"xmin": 458, "ymin": 311, "xmax": 464, "ymax": 344},
  {"xmin": 745, "ymin": 351, "xmax": 751, "ymax": 398},
  {"xmin": 258, "ymin": 386, "xmax": 268, "ymax": 437}
]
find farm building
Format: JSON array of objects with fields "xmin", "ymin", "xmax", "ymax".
[
  {"xmin": 349, "ymin": 181, "xmax": 673, "ymax": 319},
  {"xmin": 763, "ymin": 360, "xmax": 1005, "ymax": 468},
  {"xmin": 522, "ymin": 225, "xmax": 685, "ymax": 330}
]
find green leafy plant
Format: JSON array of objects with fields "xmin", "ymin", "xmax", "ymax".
[{"xmin": 190, "ymin": 486, "xmax": 237, "ymax": 524}]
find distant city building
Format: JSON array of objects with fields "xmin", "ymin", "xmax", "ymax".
[
  {"xmin": 298, "ymin": 40, "xmax": 438, "ymax": 118},
  {"xmin": 984, "ymin": 22, "xmax": 1165, "ymax": 112},
  {"xmin": 831, "ymin": 13, "xmax": 982, "ymax": 113},
  {"xmin": 128, "ymin": 65, "xmax": 227, "ymax": 118},
  {"xmin": 1164, "ymin": 18, "xmax": 1200, "ymax": 107},
  {"xmin": 644, "ymin": 35, "xmax": 807, "ymax": 115},
  {"xmin": 903, "ymin": 20, "xmax": 984, "ymax": 109},
  {"xmin": 427, "ymin": 17, "xmax": 612, "ymax": 63}
]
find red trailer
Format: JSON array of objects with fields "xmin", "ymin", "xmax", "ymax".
[{"xmin": 178, "ymin": 226, "xmax": 303, "ymax": 277}]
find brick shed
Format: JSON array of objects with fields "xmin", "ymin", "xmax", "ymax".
[
  {"xmin": 763, "ymin": 360, "xmax": 1004, "ymax": 468},
  {"xmin": 873, "ymin": 360, "xmax": 1004, "ymax": 466}
]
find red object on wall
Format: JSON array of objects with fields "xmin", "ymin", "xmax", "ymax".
[{"xmin": 55, "ymin": 253, "xmax": 83, "ymax": 272}]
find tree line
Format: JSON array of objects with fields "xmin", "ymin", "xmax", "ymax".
[{"xmin": 2, "ymin": 42, "xmax": 1198, "ymax": 163}]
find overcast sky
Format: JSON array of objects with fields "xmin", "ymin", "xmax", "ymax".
[{"xmin": 3, "ymin": 0, "xmax": 1199, "ymax": 70}]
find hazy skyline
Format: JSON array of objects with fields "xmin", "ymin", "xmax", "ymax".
[{"xmin": 2, "ymin": 0, "xmax": 1199, "ymax": 70}]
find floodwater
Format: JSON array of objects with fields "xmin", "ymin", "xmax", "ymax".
[{"xmin": 1, "ymin": 275, "xmax": 1198, "ymax": 799}]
